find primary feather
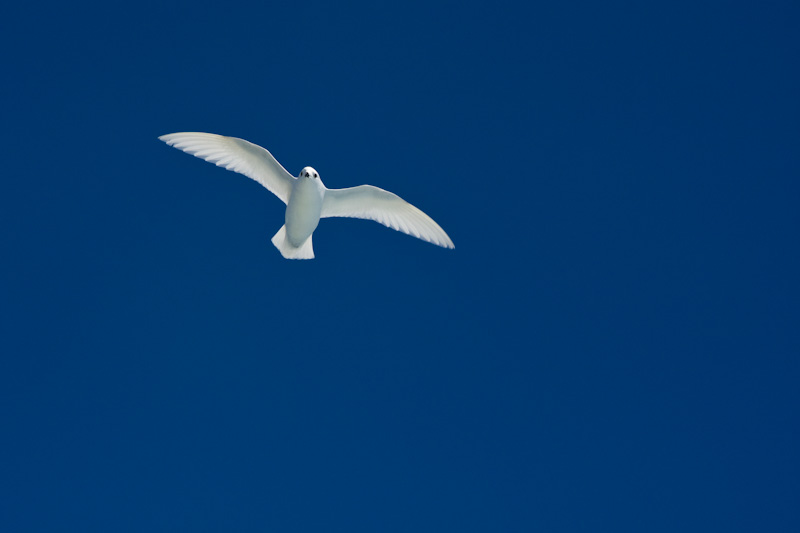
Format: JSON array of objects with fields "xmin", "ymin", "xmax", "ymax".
[
  {"xmin": 159, "ymin": 132, "xmax": 295, "ymax": 204},
  {"xmin": 321, "ymin": 185, "xmax": 454, "ymax": 249}
]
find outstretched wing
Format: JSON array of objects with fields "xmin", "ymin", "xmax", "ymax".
[
  {"xmin": 159, "ymin": 132, "xmax": 295, "ymax": 204},
  {"xmin": 321, "ymin": 185, "xmax": 454, "ymax": 249}
]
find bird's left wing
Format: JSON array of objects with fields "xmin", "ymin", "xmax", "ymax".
[
  {"xmin": 321, "ymin": 185, "xmax": 454, "ymax": 248},
  {"xmin": 159, "ymin": 132, "xmax": 295, "ymax": 204}
]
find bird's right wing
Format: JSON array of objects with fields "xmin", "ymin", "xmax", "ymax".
[
  {"xmin": 321, "ymin": 185, "xmax": 454, "ymax": 248},
  {"xmin": 159, "ymin": 132, "xmax": 295, "ymax": 204}
]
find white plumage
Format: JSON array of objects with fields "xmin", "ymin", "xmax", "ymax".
[{"xmin": 159, "ymin": 132, "xmax": 454, "ymax": 259}]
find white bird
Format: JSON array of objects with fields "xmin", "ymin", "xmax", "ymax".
[{"xmin": 159, "ymin": 132, "xmax": 454, "ymax": 259}]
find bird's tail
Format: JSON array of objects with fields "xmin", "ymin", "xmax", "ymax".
[{"xmin": 271, "ymin": 225, "xmax": 314, "ymax": 260}]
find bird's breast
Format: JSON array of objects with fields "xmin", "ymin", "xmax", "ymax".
[{"xmin": 285, "ymin": 180, "xmax": 324, "ymax": 246}]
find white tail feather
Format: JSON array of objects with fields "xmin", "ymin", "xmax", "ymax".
[{"xmin": 271, "ymin": 225, "xmax": 314, "ymax": 259}]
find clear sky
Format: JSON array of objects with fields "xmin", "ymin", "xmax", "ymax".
[{"xmin": 1, "ymin": 1, "xmax": 798, "ymax": 531}]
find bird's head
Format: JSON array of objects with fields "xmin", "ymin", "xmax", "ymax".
[{"xmin": 299, "ymin": 167, "xmax": 319, "ymax": 179}]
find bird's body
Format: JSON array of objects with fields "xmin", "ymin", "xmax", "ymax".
[
  {"xmin": 159, "ymin": 132, "xmax": 454, "ymax": 259},
  {"xmin": 285, "ymin": 170, "xmax": 324, "ymax": 246}
]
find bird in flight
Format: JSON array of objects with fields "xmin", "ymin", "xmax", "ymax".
[{"xmin": 159, "ymin": 132, "xmax": 454, "ymax": 259}]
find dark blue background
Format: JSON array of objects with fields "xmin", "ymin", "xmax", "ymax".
[{"xmin": 1, "ymin": 1, "xmax": 798, "ymax": 531}]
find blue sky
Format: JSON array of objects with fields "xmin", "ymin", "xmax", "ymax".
[{"xmin": 1, "ymin": 1, "xmax": 798, "ymax": 531}]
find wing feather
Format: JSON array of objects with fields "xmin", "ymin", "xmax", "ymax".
[
  {"xmin": 321, "ymin": 185, "xmax": 454, "ymax": 249},
  {"xmin": 159, "ymin": 132, "xmax": 295, "ymax": 204}
]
